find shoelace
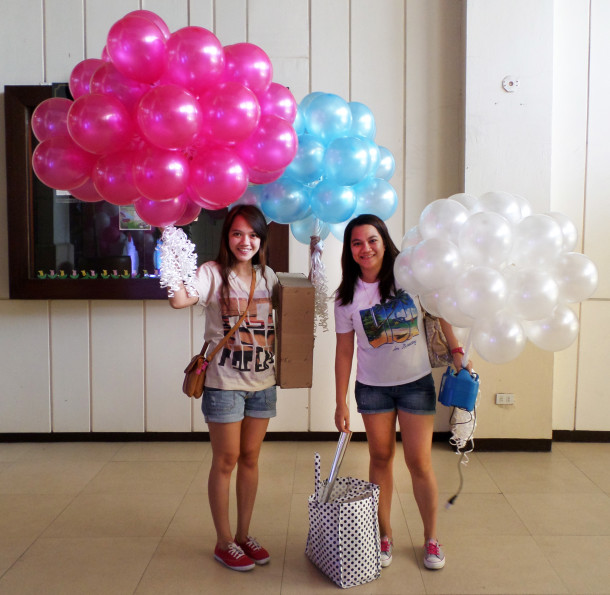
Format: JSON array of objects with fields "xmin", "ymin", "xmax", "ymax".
[
  {"xmin": 245, "ymin": 537, "xmax": 262, "ymax": 551},
  {"xmin": 381, "ymin": 539, "xmax": 392, "ymax": 553},
  {"xmin": 227, "ymin": 543, "xmax": 247, "ymax": 559},
  {"xmin": 425, "ymin": 540, "xmax": 441, "ymax": 556}
]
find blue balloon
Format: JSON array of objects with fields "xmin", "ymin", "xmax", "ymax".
[
  {"xmin": 259, "ymin": 176, "xmax": 311, "ymax": 224},
  {"xmin": 311, "ymin": 180, "xmax": 357, "ymax": 224},
  {"xmin": 353, "ymin": 177, "xmax": 398, "ymax": 220},
  {"xmin": 230, "ymin": 185, "xmax": 263, "ymax": 210},
  {"xmin": 375, "ymin": 146, "xmax": 395, "ymax": 181},
  {"xmin": 323, "ymin": 136, "xmax": 371, "ymax": 186},
  {"xmin": 328, "ymin": 219, "xmax": 352, "ymax": 241},
  {"xmin": 285, "ymin": 134, "xmax": 325, "ymax": 184},
  {"xmin": 348, "ymin": 102, "xmax": 376, "ymax": 139},
  {"xmin": 362, "ymin": 138, "xmax": 381, "ymax": 178},
  {"xmin": 293, "ymin": 106, "xmax": 305, "ymax": 136},
  {"xmin": 290, "ymin": 214, "xmax": 330, "ymax": 245},
  {"xmin": 299, "ymin": 92, "xmax": 325, "ymax": 113},
  {"xmin": 304, "ymin": 93, "xmax": 352, "ymax": 144}
]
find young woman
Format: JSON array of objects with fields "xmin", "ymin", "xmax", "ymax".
[
  {"xmin": 334, "ymin": 214, "xmax": 469, "ymax": 571},
  {"xmin": 168, "ymin": 205, "xmax": 278, "ymax": 572}
]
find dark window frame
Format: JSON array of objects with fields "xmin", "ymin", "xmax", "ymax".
[{"xmin": 5, "ymin": 85, "xmax": 288, "ymax": 300}]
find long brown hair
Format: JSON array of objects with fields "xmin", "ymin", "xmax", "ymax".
[
  {"xmin": 336, "ymin": 214, "xmax": 399, "ymax": 305},
  {"xmin": 216, "ymin": 205, "xmax": 270, "ymax": 301}
]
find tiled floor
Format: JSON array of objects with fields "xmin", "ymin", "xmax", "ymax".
[{"xmin": 0, "ymin": 439, "xmax": 609, "ymax": 594}]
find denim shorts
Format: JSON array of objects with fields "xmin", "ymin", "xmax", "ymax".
[
  {"xmin": 354, "ymin": 374, "xmax": 436, "ymax": 415},
  {"xmin": 201, "ymin": 385, "xmax": 277, "ymax": 423}
]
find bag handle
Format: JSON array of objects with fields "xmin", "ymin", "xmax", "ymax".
[{"xmin": 196, "ymin": 268, "xmax": 257, "ymax": 365}]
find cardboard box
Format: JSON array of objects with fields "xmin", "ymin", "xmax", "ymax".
[{"xmin": 274, "ymin": 272, "xmax": 315, "ymax": 388}]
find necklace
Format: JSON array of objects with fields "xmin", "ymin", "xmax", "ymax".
[{"xmin": 361, "ymin": 279, "xmax": 380, "ymax": 307}]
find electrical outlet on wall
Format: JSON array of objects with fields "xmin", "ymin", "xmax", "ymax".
[{"xmin": 495, "ymin": 393, "xmax": 515, "ymax": 405}]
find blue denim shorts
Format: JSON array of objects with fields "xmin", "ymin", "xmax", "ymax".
[
  {"xmin": 201, "ymin": 385, "xmax": 277, "ymax": 423},
  {"xmin": 354, "ymin": 374, "xmax": 436, "ymax": 415}
]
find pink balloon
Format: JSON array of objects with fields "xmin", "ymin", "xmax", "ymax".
[
  {"xmin": 32, "ymin": 136, "xmax": 96, "ymax": 190},
  {"xmin": 67, "ymin": 93, "xmax": 134, "ymax": 155},
  {"xmin": 125, "ymin": 10, "xmax": 171, "ymax": 40},
  {"xmin": 174, "ymin": 197, "xmax": 202, "ymax": 225},
  {"xmin": 68, "ymin": 177, "xmax": 104, "ymax": 202},
  {"xmin": 106, "ymin": 15, "xmax": 168, "ymax": 84},
  {"xmin": 190, "ymin": 148, "xmax": 248, "ymax": 207},
  {"xmin": 134, "ymin": 195, "xmax": 188, "ymax": 227},
  {"xmin": 164, "ymin": 26, "xmax": 225, "ymax": 95},
  {"xmin": 133, "ymin": 145, "xmax": 189, "ymax": 200},
  {"xmin": 237, "ymin": 115, "xmax": 298, "ymax": 172},
  {"xmin": 223, "ymin": 43, "xmax": 273, "ymax": 95},
  {"xmin": 92, "ymin": 150, "xmax": 140, "ymax": 205},
  {"xmin": 257, "ymin": 82, "xmax": 297, "ymax": 123},
  {"xmin": 101, "ymin": 46, "xmax": 112, "ymax": 62},
  {"xmin": 248, "ymin": 166, "xmax": 285, "ymax": 184},
  {"xmin": 31, "ymin": 98, "xmax": 73, "ymax": 141},
  {"xmin": 90, "ymin": 62, "xmax": 151, "ymax": 115},
  {"xmin": 69, "ymin": 58, "xmax": 104, "ymax": 99},
  {"xmin": 199, "ymin": 82, "xmax": 260, "ymax": 144},
  {"xmin": 137, "ymin": 85, "xmax": 202, "ymax": 150}
]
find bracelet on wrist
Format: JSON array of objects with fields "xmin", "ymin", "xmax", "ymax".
[{"xmin": 451, "ymin": 347, "xmax": 465, "ymax": 355}]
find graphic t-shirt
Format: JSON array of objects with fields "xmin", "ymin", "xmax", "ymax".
[
  {"xmin": 192, "ymin": 262, "xmax": 278, "ymax": 391},
  {"xmin": 334, "ymin": 278, "xmax": 431, "ymax": 386}
]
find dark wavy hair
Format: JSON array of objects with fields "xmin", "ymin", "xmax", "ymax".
[
  {"xmin": 336, "ymin": 214, "xmax": 399, "ymax": 305},
  {"xmin": 216, "ymin": 205, "xmax": 270, "ymax": 302}
]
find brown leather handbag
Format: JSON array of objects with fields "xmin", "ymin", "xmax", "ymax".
[{"xmin": 182, "ymin": 269, "xmax": 256, "ymax": 398}]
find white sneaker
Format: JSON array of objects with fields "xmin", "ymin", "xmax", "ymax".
[
  {"xmin": 423, "ymin": 539, "xmax": 445, "ymax": 570},
  {"xmin": 380, "ymin": 537, "xmax": 393, "ymax": 567}
]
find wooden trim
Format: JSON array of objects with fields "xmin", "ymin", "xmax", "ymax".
[{"xmin": 553, "ymin": 430, "xmax": 610, "ymax": 442}]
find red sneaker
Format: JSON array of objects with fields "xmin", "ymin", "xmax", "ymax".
[
  {"xmin": 214, "ymin": 543, "xmax": 255, "ymax": 571},
  {"xmin": 235, "ymin": 536, "xmax": 270, "ymax": 565}
]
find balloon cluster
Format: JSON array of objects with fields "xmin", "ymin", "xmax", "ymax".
[
  {"xmin": 394, "ymin": 191, "xmax": 598, "ymax": 364},
  {"xmin": 30, "ymin": 10, "xmax": 298, "ymax": 227},
  {"xmin": 241, "ymin": 92, "xmax": 398, "ymax": 243}
]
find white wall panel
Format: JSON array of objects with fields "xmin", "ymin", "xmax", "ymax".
[
  {"xmin": 405, "ymin": 0, "xmax": 465, "ymax": 230},
  {"xmin": 249, "ymin": 0, "xmax": 308, "ymax": 57},
  {"xmin": 576, "ymin": 301, "xmax": 610, "ymax": 430},
  {"xmin": 189, "ymin": 0, "xmax": 214, "ymax": 29},
  {"xmin": 0, "ymin": 302, "xmax": 51, "ymax": 432},
  {"xmin": 311, "ymin": 0, "xmax": 349, "ymax": 97},
  {"xmin": 50, "ymin": 301, "xmax": 90, "ymax": 432},
  {"xmin": 550, "ymin": 0, "xmax": 590, "ymax": 430},
  {"xmin": 145, "ymin": 301, "xmax": 193, "ymax": 432},
  {"xmin": 44, "ymin": 0, "xmax": 85, "ymax": 84},
  {"xmin": 583, "ymin": 0, "xmax": 610, "ymax": 299},
  {"xmin": 84, "ymin": 0, "xmax": 139, "ymax": 59},
  {"xmin": 90, "ymin": 301, "xmax": 144, "ymax": 431},
  {"xmin": 143, "ymin": 0, "xmax": 189, "ymax": 33},
  {"xmin": 191, "ymin": 305, "xmax": 208, "ymax": 432},
  {"xmin": 215, "ymin": 0, "xmax": 246, "ymax": 45}
]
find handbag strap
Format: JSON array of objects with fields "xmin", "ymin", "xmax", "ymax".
[{"xmin": 200, "ymin": 268, "xmax": 257, "ymax": 364}]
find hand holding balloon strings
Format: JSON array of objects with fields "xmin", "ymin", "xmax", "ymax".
[{"xmin": 159, "ymin": 226, "xmax": 199, "ymax": 298}]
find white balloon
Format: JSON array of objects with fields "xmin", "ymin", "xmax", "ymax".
[
  {"xmin": 419, "ymin": 289, "xmax": 443, "ymax": 317},
  {"xmin": 401, "ymin": 225, "xmax": 422, "ymax": 250},
  {"xmin": 507, "ymin": 267, "xmax": 559, "ymax": 321},
  {"xmin": 472, "ymin": 191, "xmax": 524, "ymax": 225},
  {"xmin": 411, "ymin": 238, "xmax": 463, "ymax": 291},
  {"xmin": 458, "ymin": 211, "xmax": 513, "ymax": 268},
  {"xmin": 394, "ymin": 247, "xmax": 427, "ymax": 296},
  {"xmin": 454, "ymin": 266, "xmax": 508, "ymax": 319},
  {"xmin": 522, "ymin": 304, "xmax": 579, "ymax": 351},
  {"xmin": 436, "ymin": 285, "xmax": 475, "ymax": 328},
  {"xmin": 419, "ymin": 198, "xmax": 469, "ymax": 243},
  {"xmin": 472, "ymin": 310, "xmax": 527, "ymax": 364},
  {"xmin": 547, "ymin": 211, "xmax": 579, "ymax": 252},
  {"xmin": 448, "ymin": 192, "xmax": 478, "ymax": 210},
  {"xmin": 511, "ymin": 214, "xmax": 563, "ymax": 268},
  {"xmin": 553, "ymin": 252, "xmax": 598, "ymax": 303},
  {"xmin": 513, "ymin": 194, "xmax": 533, "ymax": 219}
]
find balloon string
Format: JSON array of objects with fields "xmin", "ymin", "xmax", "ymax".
[
  {"xmin": 309, "ymin": 231, "xmax": 329, "ymax": 335},
  {"xmin": 462, "ymin": 328, "xmax": 473, "ymax": 369}
]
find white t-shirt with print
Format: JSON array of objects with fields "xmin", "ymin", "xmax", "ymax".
[
  {"xmin": 192, "ymin": 262, "xmax": 278, "ymax": 391},
  {"xmin": 334, "ymin": 278, "xmax": 431, "ymax": 386}
]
